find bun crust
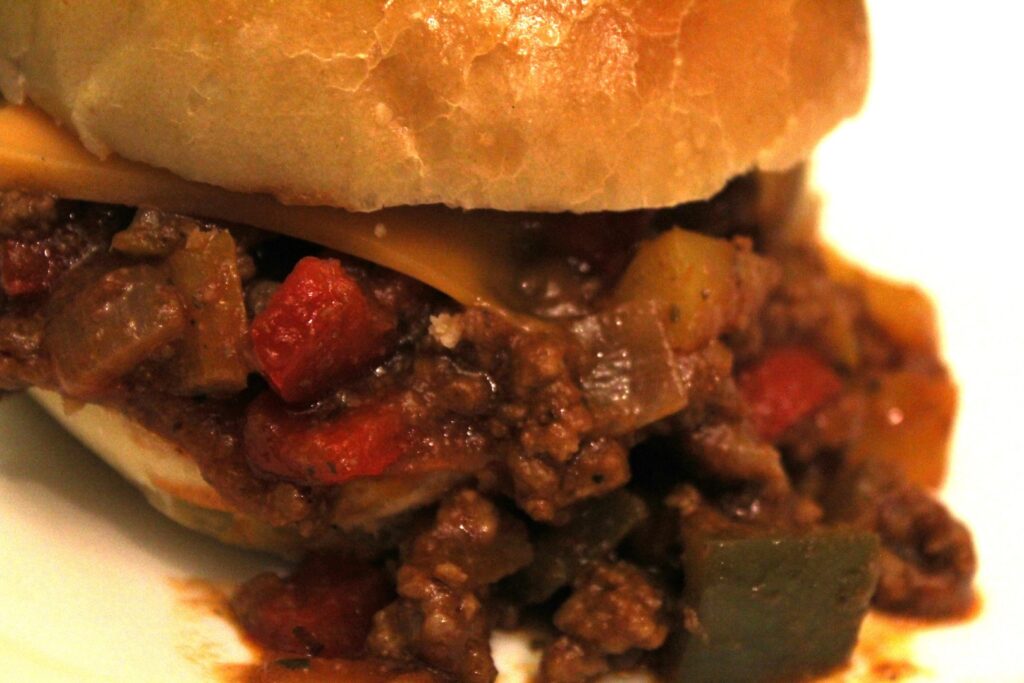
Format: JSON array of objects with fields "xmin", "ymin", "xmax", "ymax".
[
  {"xmin": 0, "ymin": 0, "xmax": 867, "ymax": 212},
  {"xmin": 27, "ymin": 388, "xmax": 304, "ymax": 554}
]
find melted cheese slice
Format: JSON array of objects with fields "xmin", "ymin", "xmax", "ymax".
[{"xmin": 0, "ymin": 105, "xmax": 530, "ymax": 310}]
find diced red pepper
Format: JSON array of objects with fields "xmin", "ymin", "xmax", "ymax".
[
  {"xmin": 244, "ymin": 392, "xmax": 407, "ymax": 485},
  {"xmin": 1, "ymin": 240, "xmax": 50, "ymax": 296},
  {"xmin": 738, "ymin": 346, "xmax": 843, "ymax": 441},
  {"xmin": 1, "ymin": 223, "xmax": 100, "ymax": 298},
  {"xmin": 1, "ymin": 239, "xmax": 71, "ymax": 297},
  {"xmin": 231, "ymin": 553, "xmax": 394, "ymax": 657},
  {"xmin": 249, "ymin": 257, "xmax": 394, "ymax": 403}
]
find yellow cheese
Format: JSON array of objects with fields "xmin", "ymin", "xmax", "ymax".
[{"xmin": 0, "ymin": 104, "xmax": 529, "ymax": 310}]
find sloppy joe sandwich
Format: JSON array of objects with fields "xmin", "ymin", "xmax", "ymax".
[{"xmin": 0, "ymin": 2, "xmax": 974, "ymax": 681}]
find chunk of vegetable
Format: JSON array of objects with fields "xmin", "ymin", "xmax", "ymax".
[
  {"xmin": 231, "ymin": 553, "xmax": 394, "ymax": 657},
  {"xmin": 1, "ymin": 239, "xmax": 55, "ymax": 296},
  {"xmin": 824, "ymin": 249, "xmax": 938, "ymax": 353},
  {"xmin": 45, "ymin": 266, "xmax": 186, "ymax": 396},
  {"xmin": 244, "ymin": 392, "xmax": 407, "ymax": 485},
  {"xmin": 111, "ymin": 209, "xmax": 194, "ymax": 258},
  {"xmin": 666, "ymin": 528, "xmax": 880, "ymax": 683},
  {"xmin": 250, "ymin": 257, "xmax": 393, "ymax": 403},
  {"xmin": 612, "ymin": 229, "xmax": 777, "ymax": 352},
  {"xmin": 686, "ymin": 423, "xmax": 789, "ymax": 494},
  {"xmin": 571, "ymin": 300, "xmax": 689, "ymax": 435},
  {"xmin": 862, "ymin": 276, "xmax": 938, "ymax": 353},
  {"xmin": 1, "ymin": 227, "xmax": 97, "ymax": 297},
  {"xmin": 504, "ymin": 491, "xmax": 648, "ymax": 604},
  {"xmin": 849, "ymin": 370, "xmax": 957, "ymax": 488},
  {"xmin": 167, "ymin": 228, "xmax": 249, "ymax": 394},
  {"xmin": 738, "ymin": 346, "xmax": 843, "ymax": 441}
]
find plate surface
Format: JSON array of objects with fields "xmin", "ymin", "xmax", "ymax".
[{"xmin": 2, "ymin": 2, "xmax": 1023, "ymax": 681}]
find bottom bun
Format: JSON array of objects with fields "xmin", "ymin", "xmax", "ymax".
[{"xmin": 29, "ymin": 388, "xmax": 311, "ymax": 556}]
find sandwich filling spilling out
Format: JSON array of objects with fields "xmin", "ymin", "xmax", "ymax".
[{"xmin": 0, "ymin": 166, "xmax": 975, "ymax": 681}]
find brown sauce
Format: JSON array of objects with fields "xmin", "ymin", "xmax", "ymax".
[
  {"xmin": 168, "ymin": 577, "xmax": 445, "ymax": 683},
  {"xmin": 226, "ymin": 658, "xmax": 443, "ymax": 683}
]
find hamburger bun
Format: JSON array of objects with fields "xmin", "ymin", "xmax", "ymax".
[
  {"xmin": 28, "ymin": 387, "xmax": 313, "ymax": 554},
  {"xmin": 0, "ymin": 0, "xmax": 867, "ymax": 212},
  {"xmin": 2, "ymin": 0, "xmax": 868, "ymax": 557}
]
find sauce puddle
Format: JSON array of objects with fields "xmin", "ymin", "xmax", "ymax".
[{"xmin": 167, "ymin": 577, "xmax": 441, "ymax": 682}]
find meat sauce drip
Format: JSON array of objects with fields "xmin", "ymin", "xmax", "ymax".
[
  {"xmin": 237, "ymin": 658, "xmax": 443, "ymax": 683},
  {"xmin": 232, "ymin": 553, "xmax": 394, "ymax": 659},
  {"xmin": 0, "ymin": 172, "xmax": 976, "ymax": 682}
]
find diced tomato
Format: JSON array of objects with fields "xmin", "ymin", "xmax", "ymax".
[
  {"xmin": 738, "ymin": 346, "xmax": 843, "ymax": 441},
  {"xmin": 1, "ymin": 224, "xmax": 99, "ymax": 297},
  {"xmin": 244, "ymin": 392, "xmax": 407, "ymax": 485},
  {"xmin": 250, "ymin": 257, "xmax": 394, "ymax": 403},
  {"xmin": 231, "ymin": 553, "xmax": 394, "ymax": 657},
  {"xmin": 1, "ymin": 240, "xmax": 49, "ymax": 296},
  {"xmin": 1, "ymin": 239, "xmax": 63, "ymax": 296}
]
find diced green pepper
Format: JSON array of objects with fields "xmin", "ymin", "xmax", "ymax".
[
  {"xmin": 168, "ymin": 228, "xmax": 249, "ymax": 394},
  {"xmin": 504, "ymin": 491, "xmax": 648, "ymax": 604},
  {"xmin": 666, "ymin": 528, "xmax": 880, "ymax": 683}
]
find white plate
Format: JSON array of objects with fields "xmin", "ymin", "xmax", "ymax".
[{"xmin": 2, "ymin": 2, "xmax": 1023, "ymax": 681}]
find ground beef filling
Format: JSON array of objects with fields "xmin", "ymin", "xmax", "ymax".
[{"xmin": 0, "ymin": 179, "xmax": 976, "ymax": 682}]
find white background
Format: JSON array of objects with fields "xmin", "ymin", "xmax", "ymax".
[{"xmin": 815, "ymin": 2, "xmax": 1024, "ymax": 679}]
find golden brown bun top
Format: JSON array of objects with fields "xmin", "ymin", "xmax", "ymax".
[{"xmin": 0, "ymin": 0, "xmax": 868, "ymax": 212}]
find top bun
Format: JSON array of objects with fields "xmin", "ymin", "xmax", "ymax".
[{"xmin": 0, "ymin": 1, "xmax": 867, "ymax": 213}]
